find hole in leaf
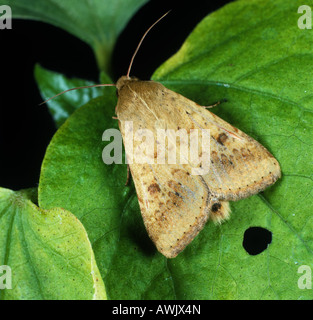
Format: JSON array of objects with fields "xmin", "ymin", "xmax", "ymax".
[{"xmin": 243, "ymin": 227, "xmax": 272, "ymax": 255}]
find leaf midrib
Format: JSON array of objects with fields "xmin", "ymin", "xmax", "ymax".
[{"xmin": 160, "ymin": 79, "xmax": 313, "ymax": 114}]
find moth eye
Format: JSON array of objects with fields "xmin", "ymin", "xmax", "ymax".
[{"xmin": 116, "ymin": 89, "xmax": 119, "ymax": 97}]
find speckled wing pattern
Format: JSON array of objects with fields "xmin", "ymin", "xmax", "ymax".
[{"xmin": 115, "ymin": 77, "xmax": 281, "ymax": 258}]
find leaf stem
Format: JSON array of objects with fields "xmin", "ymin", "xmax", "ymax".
[{"xmin": 94, "ymin": 42, "xmax": 114, "ymax": 78}]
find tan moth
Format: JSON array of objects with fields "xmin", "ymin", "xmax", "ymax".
[{"xmin": 44, "ymin": 12, "xmax": 281, "ymax": 258}]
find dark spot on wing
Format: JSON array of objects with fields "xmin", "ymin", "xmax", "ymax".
[
  {"xmin": 217, "ymin": 133, "xmax": 228, "ymax": 146},
  {"xmin": 148, "ymin": 183, "xmax": 161, "ymax": 194}
]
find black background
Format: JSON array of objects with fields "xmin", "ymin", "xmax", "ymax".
[{"xmin": 0, "ymin": 0, "xmax": 233, "ymax": 191}]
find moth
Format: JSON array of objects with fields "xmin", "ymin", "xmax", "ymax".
[{"xmin": 45, "ymin": 12, "xmax": 281, "ymax": 258}]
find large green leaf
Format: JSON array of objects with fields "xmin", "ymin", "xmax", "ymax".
[
  {"xmin": 4, "ymin": 0, "xmax": 148, "ymax": 73},
  {"xmin": 38, "ymin": 0, "xmax": 313, "ymax": 299},
  {"xmin": 0, "ymin": 187, "xmax": 106, "ymax": 300}
]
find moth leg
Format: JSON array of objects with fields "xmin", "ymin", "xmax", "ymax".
[
  {"xmin": 209, "ymin": 201, "xmax": 231, "ymax": 224},
  {"xmin": 125, "ymin": 164, "xmax": 130, "ymax": 186},
  {"xmin": 202, "ymin": 98, "xmax": 227, "ymax": 109}
]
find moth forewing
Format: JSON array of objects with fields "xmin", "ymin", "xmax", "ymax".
[
  {"xmin": 184, "ymin": 103, "xmax": 281, "ymax": 201},
  {"xmin": 116, "ymin": 77, "xmax": 215, "ymax": 258}
]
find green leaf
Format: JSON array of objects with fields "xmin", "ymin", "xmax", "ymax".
[
  {"xmin": 0, "ymin": 187, "xmax": 106, "ymax": 300},
  {"xmin": 6, "ymin": 0, "xmax": 149, "ymax": 73},
  {"xmin": 35, "ymin": 64, "xmax": 108, "ymax": 127},
  {"xmin": 38, "ymin": 0, "xmax": 313, "ymax": 299}
]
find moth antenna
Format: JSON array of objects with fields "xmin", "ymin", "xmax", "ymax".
[
  {"xmin": 126, "ymin": 10, "xmax": 171, "ymax": 78},
  {"xmin": 39, "ymin": 83, "xmax": 116, "ymax": 105}
]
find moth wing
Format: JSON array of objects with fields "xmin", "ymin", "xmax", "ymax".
[
  {"xmin": 182, "ymin": 102, "xmax": 281, "ymax": 201},
  {"xmin": 127, "ymin": 163, "xmax": 212, "ymax": 258},
  {"xmin": 116, "ymin": 80, "xmax": 215, "ymax": 257}
]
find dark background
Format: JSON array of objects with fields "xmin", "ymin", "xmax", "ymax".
[{"xmin": 0, "ymin": 0, "xmax": 232, "ymax": 190}]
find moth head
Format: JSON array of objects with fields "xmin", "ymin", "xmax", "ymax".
[{"xmin": 116, "ymin": 76, "xmax": 139, "ymax": 92}]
